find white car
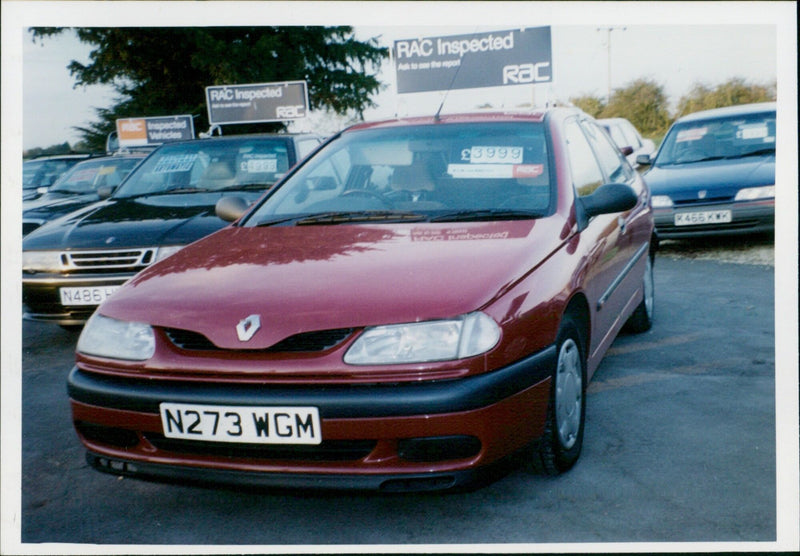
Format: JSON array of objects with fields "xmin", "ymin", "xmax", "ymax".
[{"xmin": 598, "ymin": 118, "xmax": 656, "ymax": 169}]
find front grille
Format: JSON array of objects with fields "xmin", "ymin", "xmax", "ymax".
[
  {"xmin": 63, "ymin": 248, "xmax": 156, "ymax": 272},
  {"xmin": 163, "ymin": 327, "xmax": 355, "ymax": 353},
  {"xmin": 145, "ymin": 434, "xmax": 376, "ymax": 462}
]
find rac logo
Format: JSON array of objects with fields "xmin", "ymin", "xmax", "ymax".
[{"xmin": 502, "ymin": 62, "xmax": 551, "ymax": 84}]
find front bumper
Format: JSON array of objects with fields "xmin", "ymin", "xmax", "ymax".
[
  {"xmin": 22, "ymin": 274, "xmax": 131, "ymax": 325},
  {"xmin": 654, "ymin": 199, "xmax": 774, "ymax": 239},
  {"xmin": 68, "ymin": 346, "xmax": 556, "ymax": 492}
]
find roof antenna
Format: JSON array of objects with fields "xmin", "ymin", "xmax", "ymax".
[{"xmin": 434, "ymin": 27, "xmax": 478, "ymax": 121}]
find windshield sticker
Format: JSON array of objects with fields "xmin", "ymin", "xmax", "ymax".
[
  {"xmin": 675, "ymin": 127, "xmax": 708, "ymax": 143},
  {"xmin": 461, "ymin": 146, "xmax": 523, "ymax": 165},
  {"xmin": 153, "ymin": 154, "xmax": 198, "ymax": 173},
  {"xmin": 736, "ymin": 123, "xmax": 770, "ymax": 141},
  {"xmin": 240, "ymin": 154, "xmax": 278, "ymax": 174},
  {"xmin": 97, "ymin": 166, "xmax": 117, "ymax": 176},
  {"xmin": 447, "ymin": 163, "xmax": 543, "ymax": 179},
  {"xmin": 70, "ymin": 168, "xmax": 100, "ymax": 182}
]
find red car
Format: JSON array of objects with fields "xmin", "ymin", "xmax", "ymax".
[{"xmin": 68, "ymin": 108, "xmax": 656, "ymax": 492}]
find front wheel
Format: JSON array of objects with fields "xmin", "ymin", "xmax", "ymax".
[{"xmin": 528, "ymin": 317, "xmax": 586, "ymax": 475}]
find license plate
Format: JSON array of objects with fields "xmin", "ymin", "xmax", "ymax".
[
  {"xmin": 159, "ymin": 403, "xmax": 322, "ymax": 445},
  {"xmin": 60, "ymin": 285, "xmax": 121, "ymax": 306},
  {"xmin": 674, "ymin": 210, "xmax": 732, "ymax": 226}
]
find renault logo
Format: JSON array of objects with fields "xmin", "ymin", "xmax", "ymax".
[
  {"xmin": 236, "ymin": 314, "xmax": 261, "ymax": 342},
  {"xmin": 698, "ymin": 190, "xmax": 708, "ymax": 199}
]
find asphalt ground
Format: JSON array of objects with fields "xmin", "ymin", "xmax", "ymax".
[{"xmin": 10, "ymin": 239, "xmax": 793, "ymax": 552}]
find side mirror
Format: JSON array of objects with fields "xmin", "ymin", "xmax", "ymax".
[
  {"xmin": 582, "ymin": 183, "xmax": 638, "ymax": 218},
  {"xmin": 635, "ymin": 154, "xmax": 652, "ymax": 166},
  {"xmin": 97, "ymin": 186, "xmax": 116, "ymax": 199},
  {"xmin": 619, "ymin": 145, "xmax": 634, "ymax": 157},
  {"xmin": 216, "ymin": 196, "xmax": 250, "ymax": 222}
]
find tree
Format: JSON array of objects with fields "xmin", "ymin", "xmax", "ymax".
[
  {"xmin": 602, "ymin": 78, "xmax": 672, "ymax": 138},
  {"xmin": 30, "ymin": 27, "xmax": 388, "ymax": 150},
  {"xmin": 569, "ymin": 95, "xmax": 606, "ymax": 118},
  {"xmin": 674, "ymin": 77, "xmax": 776, "ymax": 118}
]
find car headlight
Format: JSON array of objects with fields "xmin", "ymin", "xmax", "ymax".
[
  {"xmin": 735, "ymin": 185, "xmax": 775, "ymax": 201},
  {"xmin": 154, "ymin": 245, "xmax": 184, "ymax": 263},
  {"xmin": 22, "ymin": 250, "xmax": 63, "ymax": 273},
  {"xmin": 77, "ymin": 313, "xmax": 155, "ymax": 361},
  {"xmin": 344, "ymin": 312, "xmax": 501, "ymax": 365},
  {"xmin": 650, "ymin": 195, "xmax": 673, "ymax": 208}
]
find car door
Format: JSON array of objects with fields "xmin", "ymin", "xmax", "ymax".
[{"xmin": 564, "ymin": 117, "xmax": 644, "ymax": 368}]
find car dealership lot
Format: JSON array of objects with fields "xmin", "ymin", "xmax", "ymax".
[{"xmin": 18, "ymin": 246, "xmax": 778, "ymax": 547}]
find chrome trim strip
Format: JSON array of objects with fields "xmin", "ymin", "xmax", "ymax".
[{"xmin": 597, "ymin": 242, "xmax": 649, "ymax": 311}]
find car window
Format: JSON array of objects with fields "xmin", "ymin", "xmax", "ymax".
[
  {"xmin": 49, "ymin": 158, "xmax": 142, "ymax": 194},
  {"xmin": 581, "ymin": 120, "xmax": 634, "ymax": 184},
  {"xmin": 620, "ymin": 121, "xmax": 642, "ymax": 149},
  {"xmin": 296, "ymin": 138, "xmax": 321, "ymax": 160},
  {"xmin": 564, "ymin": 119, "xmax": 605, "ymax": 197},
  {"xmin": 113, "ymin": 138, "xmax": 292, "ymax": 197},
  {"xmin": 606, "ymin": 124, "xmax": 629, "ymax": 149},
  {"xmin": 656, "ymin": 111, "xmax": 776, "ymax": 165},
  {"xmin": 247, "ymin": 122, "xmax": 552, "ymax": 223}
]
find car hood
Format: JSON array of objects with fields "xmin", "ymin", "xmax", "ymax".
[
  {"xmin": 23, "ymin": 193, "xmax": 100, "ymax": 221},
  {"xmin": 22, "ymin": 192, "xmax": 262, "ymax": 250},
  {"xmin": 645, "ymin": 155, "xmax": 774, "ymax": 201},
  {"xmin": 100, "ymin": 218, "xmax": 566, "ymax": 350}
]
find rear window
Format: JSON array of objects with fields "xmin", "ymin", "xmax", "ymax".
[
  {"xmin": 114, "ymin": 138, "xmax": 293, "ymax": 198},
  {"xmin": 247, "ymin": 122, "xmax": 551, "ymax": 222}
]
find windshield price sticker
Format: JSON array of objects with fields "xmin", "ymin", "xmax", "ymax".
[
  {"xmin": 241, "ymin": 154, "xmax": 278, "ymax": 174},
  {"xmin": 448, "ymin": 163, "xmax": 543, "ymax": 179},
  {"xmin": 153, "ymin": 154, "xmax": 198, "ymax": 174},
  {"xmin": 676, "ymin": 127, "xmax": 708, "ymax": 143},
  {"xmin": 737, "ymin": 123, "xmax": 770, "ymax": 140},
  {"xmin": 674, "ymin": 210, "xmax": 732, "ymax": 226},
  {"xmin": 462, "ymin": 146, "xmax": 523, "ymax": 164},
  {"xmin": 159, "ymin": 403, "xmax": 322, "ymax": 445}
]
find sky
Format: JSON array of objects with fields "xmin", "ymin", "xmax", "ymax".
[{"xmin": 11, "ymin": 4, "xmax": 788, "ymax": 149}]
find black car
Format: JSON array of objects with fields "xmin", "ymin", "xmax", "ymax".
[
  {"xmin": 23, "ymin": 133, "xmax": 322, "ymax": 326},
  {"xmin": 23, "ymin": 152, "xmax": 148, "ymax": 236},
  {"xmin": 639, "ymin": 102, "xmax": 775, "ymax": 239},
  {"xmin": 22, "ymin": 154, "xmax": 94, "ymax": 201}
]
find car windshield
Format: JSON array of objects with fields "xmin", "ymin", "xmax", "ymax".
[
  {"xmin": 113, "ymin": 137, "xmax": 293, "ymax": 198},
  {"xmin": 49, "ymin": 157, "xmax": 142, "ymax": 194},
  {"xmin": 23, "ymin": 158, "xmax": 82, "ymax": 189},
  {"xmin": 243, "ymin": 122, "xmax": 551, "ymax": 226},
  {"xmin": 656, "ymin": 111, "xmax": 776, "ymax": 166}
]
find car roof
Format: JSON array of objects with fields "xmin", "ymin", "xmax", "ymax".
[
  {"xmin": 344, "ymin": 107, "xmax": 585, "ymax": 132},
  {"xmin": 155, "ymin": 133, "xmax": 321, "ymax": 149},
  {"xmin": 675, "ymin": 102, "xmax": 776, "ymax": 123},
  {"xmin": 25, "ymin": 153, "xmax": 95, "ymax": 162}
]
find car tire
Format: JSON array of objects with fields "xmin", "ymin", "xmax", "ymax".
[
  {"xmin": 625, "ymin": 253, "xmax": 654, "ymax": 333},
  {"xmin": 528, "ymin": 316, "xmax": 586, "ymax": 476}
]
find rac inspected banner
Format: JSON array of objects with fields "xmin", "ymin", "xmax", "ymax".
[
  {"xmin": 205, "ymin": 81, "xmax": 309, "ymax": 125},
  {"xmin": 116, "ymin": 115, "xmax": 195, "ymax": 147},
  {"xmin": 394, "ymin": 27, "xmax": 552, "ymax": 94}
]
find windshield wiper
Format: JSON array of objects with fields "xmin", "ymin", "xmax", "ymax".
[
  {"xmin": 726, "ymin": 148, "xmax": 776, "ymax": 159},
  {"xmin": 256, "ymin": 210, "xmax": 428, "ymax": 227},
  {"xmin": 429, "ymin": 209, "xmax": 544, "ymax": 222},
  {"xmin": 219, "ymin": 182, "xmax": 276, "ymax": 191}
]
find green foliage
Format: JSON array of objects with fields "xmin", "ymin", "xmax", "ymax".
[
  {"xmin": 602, "ymin": 78, "xmax": 672, "ymax": 138},
  {"xmin": 570, "ymin": 95, "xmax": 606, "ymax": 118},
  {"xmin": 30, "ymin": 27, "xmax": 388, "ymax": 151},
  {"xmin": 674, "ymin": 77, "xmax": 776, "ymax": 118}
]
